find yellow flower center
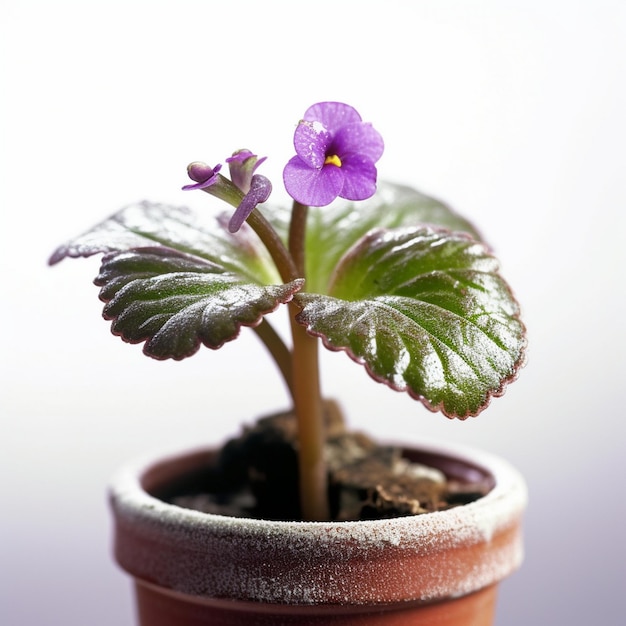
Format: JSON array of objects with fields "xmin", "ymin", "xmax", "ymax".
[{"xmin": 324, "ymin": 154, "xmax": 342, "ymax": 168}]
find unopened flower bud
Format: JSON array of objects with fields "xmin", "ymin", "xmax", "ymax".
[{"xmin": 187, "ymin": 161, "xmax": 221, "ymax": 184}]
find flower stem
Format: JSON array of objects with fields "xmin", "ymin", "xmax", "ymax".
[
  {"xmin": 247, "ymin": 208, "xmax": 298, "ymax": 284},
  {"xmin": 288, "ymin": 201, "xmax": 329, "ymax": 521},
  {"xmin": 288, "ymin": 201, "xmax": 308, "ymax": 277},
  {"xmin": 252, "ymin": 318, "xmax": 294, "ymax": 402},
  {"xmin": 289, "ymin": 306, "xmax": 329, "ymax": 520},
  {"xmin": 246, "ymin": 200, "xmax": 329, "ymax": 520}
]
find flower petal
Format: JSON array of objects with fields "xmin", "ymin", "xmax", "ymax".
[
  {"xmin": 226, "ymin": 150, "xmax": 267, "ymax": 193},
  {"xmin": 228, "ymin": 174, "xmax": 272, "ymax": 233},
  {"xmin": 338, "ymin": 154, "xmax": 378, "ymax": 201},
  {"xmin": 333, "ymin": 122, "xmax": 384, "ymax": 163},
  {"xmin": 293, "ymin": 120, "xmax": 331, "ymax": 169},
  {"xmin": 283, "ymin": 156, "xmax": 344, "ymax": 206},
  {"xmin": 303, "ymin": 102, "xmax": 362, "ymax": 134}
]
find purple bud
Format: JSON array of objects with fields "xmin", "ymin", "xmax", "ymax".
[
  {"xmin": 187, "ymin": 161, "xmax": 221, "ymax": 183},
  {"xmin": 226, "ymin": 150, "xmax": 267, "ymax": 194},
  {"xmin": 183, "ymin": 162, "xmax": 223, "ymax": 191}
]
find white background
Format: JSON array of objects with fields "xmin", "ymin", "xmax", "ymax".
[{"xmin": 2, "ymin": 1, "xmax": 625, "ymax": 624}]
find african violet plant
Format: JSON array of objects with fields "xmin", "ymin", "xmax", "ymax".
[{"xmin": 50, "ymin": 102, "xmax": 526, "ymax": 521}]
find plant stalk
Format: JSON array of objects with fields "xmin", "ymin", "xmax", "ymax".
[
  {"xmin": 244, "ymin": 199, "xmax": 329, "ymax": 520},
  {"xmin": 288, "ymin": 201, "xmax": 308, "ymax": 278},
  {"xmin": 252, "ymin": 319, "xmax": 294, "ymax": 401},
  {"xmin": 247, "ymin": 209, "xmax": 298, "ymax": 284},
  {"xmin": 288, "ymin": 309, "xmax": 328, "ymax": 520},
  {"xmin": 288, "ymin": 201, "xmax": 329, "ymax": 521}
]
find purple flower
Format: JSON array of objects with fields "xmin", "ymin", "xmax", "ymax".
[
  {"xmin": 226, "ymin": 150, "xmax": 267, "ymax": 194},
  {"xmin": 182, "ymin": 154, "xmax": 271, "ymax": 233},
  {"xmin": 224, "ymin": 150, "xmax": 272, "ymax": 232},
  {"xmin": 283, "ymin": 102, "xmax": 384, "ymax": 207}
]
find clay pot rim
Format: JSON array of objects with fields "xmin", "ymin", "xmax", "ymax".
[
  {"xmin": 110, "ymin": 439, "xmax": 526, "ymax": 604},
  {"xmin": 111, "ymin": 437, "xmax": 526, "ymax": 544}
]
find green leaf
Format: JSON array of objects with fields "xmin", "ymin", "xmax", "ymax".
[
  {"xmin": 95, "ymin": 246, "xmax": 303, "ymax": 360},
  {"xmin": 300, "ymin": 181, "xmax": 482, "ymax": 294},
  {"xmin": 294, "ymin": 227, "xmax": 525, "ymax": 418},
  {"xmin": 49, "ymin": 201, "xmax": 281, "ymax": 286}
]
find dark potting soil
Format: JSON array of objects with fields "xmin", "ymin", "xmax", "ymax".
[{"xmin": 167, "ymin": 402, "xmax": 491, "ymax": 522}]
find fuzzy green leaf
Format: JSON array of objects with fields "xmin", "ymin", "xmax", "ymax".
[
  {"xmin": 95, "ymin": 246, "xmax": 303, "ymax": 360},
  {"xmin": 300, "ymin": 181, "xmax": 482, "ymax": 294},
  {"xmin": 49, "ymin": 201, "xmax": 281, "ymax": 286},
  {"xmin": 294, "ymin": 226, "xmax": 525, "ymax": 418}
]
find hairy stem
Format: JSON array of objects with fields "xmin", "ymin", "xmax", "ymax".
[
  {"xmin": 288, "ymin": 201, "xmax": 308, "ymax": 278},
  {"xmin": 252, "ymin": 318, "xmax": 294, "ymax": 402},
  {"xmin": 289, "ymin": 305, "xmax": 329, "ymax": 520},
  {"xmin": 288, "ymin": 201, "xmax": 329, "ymax": 521},
  {"xmin": 243, "ymin": 199, "xmax": 329, "ymax": 520},
  {"xmin": 247, "ymin": 208, "xmax": 298, "ymax": 284}
]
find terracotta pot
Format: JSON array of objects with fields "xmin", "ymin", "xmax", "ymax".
[{"xmin": 110, "ymin": 440, "xmax": 526, "ymax": 625}]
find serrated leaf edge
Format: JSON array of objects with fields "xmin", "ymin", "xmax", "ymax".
[
  {"xmin": 294, "ymin": 292, "xmax": 527, "ymax": 420},
  {"xmin": 95, "ymin": 248, "xmax": 304, "ymax": 360}
]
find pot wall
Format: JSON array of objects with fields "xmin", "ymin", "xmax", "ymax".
[
  {"xmin": 110, "ymin": 441, "xmax": 526, "ymax": 625},
  {"xmin": 133, "ymin": 580, "xmax": 498, "ymax": 626}
]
